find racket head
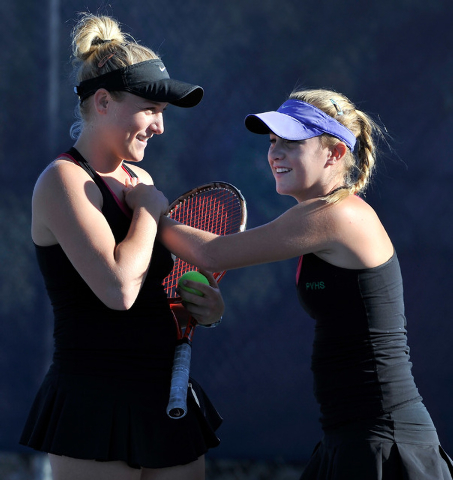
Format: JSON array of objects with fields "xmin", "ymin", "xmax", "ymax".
[{"xmin": 163, "ymin": 181, "xmax": 247, "ymax": 301}]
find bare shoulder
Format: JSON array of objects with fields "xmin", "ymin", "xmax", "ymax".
[
  {"xmin": 311, "ymin": 195, "xmax": 394, "ymax": 269},
  {"xmin": 34, "ymin": 157, "xmax": 101, "ymax": 206},
  {"xmin": 35, "ymin": 157, "xmax": 89, "ymax": 190},
  {"xmin": 275, "ymin": 195, "xmax": 383, "ymax": 234},
  {"xmin": 32, "ymin": 158, "xmax": 103, "ymax": 245},
  {"xmin": 123, "ymin": 163, "xmax": 154, "ymax": 185},
  {"xmin": 330, "ymin": 194, "xmax": 382, "ymax": 226}
]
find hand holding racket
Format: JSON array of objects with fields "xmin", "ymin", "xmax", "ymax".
[{"xmin": 163, "ymin": 182, "xmax": 247, "ymax": 419}]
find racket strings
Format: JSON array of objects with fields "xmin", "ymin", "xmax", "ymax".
[
  {"xmin": 163, "ymin": 188, "xmax": 244, "ymax": 299},
  {"xmin": 172, "ymin": 193, "xmax": 240, "ymax": 233}
]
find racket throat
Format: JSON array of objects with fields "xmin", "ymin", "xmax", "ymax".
[{"xmin": 177, "ymin": 337, "xmax": 193, "ymax": 347}]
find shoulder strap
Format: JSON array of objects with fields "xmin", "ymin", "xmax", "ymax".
[
  {"xmin": 296, "ymin": 256, "xmax": 303, "ymax": 284},
  {"xmin": 64, "ymin": 147, "xmax": 96, "ymax": 178},
  {"xmin": 122, "ymin": 163, "xmax": 138, "ymax": 179},
  {"xmin": 64, "ymin": 147, "xmax": 138, "ymax": 180},
  {"xmin": 62, "ymin": 147, "xmax": 132, "ymax": 219}
]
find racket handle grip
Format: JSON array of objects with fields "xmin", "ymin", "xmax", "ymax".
[{"xmin": 166, "ymin": 342, "xmax": 192, "ymax": 419}]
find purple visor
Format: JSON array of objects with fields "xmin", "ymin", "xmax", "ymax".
[{"xmin": 245, "ymin": 99, "xmax": 356, "ymax": 150}]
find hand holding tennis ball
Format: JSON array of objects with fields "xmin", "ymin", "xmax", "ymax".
[{"xmin": 178, "ymin": 271, "xmax": 210, "ymax": 297}]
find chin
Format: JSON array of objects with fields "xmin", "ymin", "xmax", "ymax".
[
  {"xmin": 127, "ymin": 152, "xmax": 145, "ymax": 163},
  {"xmin": 275, "ymin": 184, "xmax": 292, "ymax": 196}
]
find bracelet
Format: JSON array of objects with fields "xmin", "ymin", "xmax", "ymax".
[{"xmin": 198, "ymin": 316, "xmax": 222, "ymax": 328}]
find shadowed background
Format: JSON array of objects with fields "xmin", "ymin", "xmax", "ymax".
[{"xmin": 1, "ymin": 0, "xmax": 452, "ymax": 476}]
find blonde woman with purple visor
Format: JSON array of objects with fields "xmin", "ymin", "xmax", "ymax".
[{"xmin": 158, "ymin": 89, "xmax": 453, "ymax": 479}]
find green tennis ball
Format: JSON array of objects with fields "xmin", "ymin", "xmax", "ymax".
[{"xmin": 178, "ymin": 271, "xmax": 209, "ymax": 296}]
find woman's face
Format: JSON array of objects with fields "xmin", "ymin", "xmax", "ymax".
[
  {"xmin": 267, "ymin": 134, "xmax": 335, "ymax": 202},
  {"xmin": 102, "ymin": 93, "xmax": 168, "ymax": 163}
]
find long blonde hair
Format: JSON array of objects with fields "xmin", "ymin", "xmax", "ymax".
[
  {"xmin": 70, "ymin": 13, "xmax": 159, "ymax": 138},
  {"xmin": 290, "ymin": 89, "xmax": 384, "ymax": 203}
]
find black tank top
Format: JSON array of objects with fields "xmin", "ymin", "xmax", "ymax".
[
  {"xmin": 296, "ymin": 252, "xmax": 421, "ymax": 429},
  {"xmin": 35, "ymin": 148, "xmax": 175, "ymax": 380}
]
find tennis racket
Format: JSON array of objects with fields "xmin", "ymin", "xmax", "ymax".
[{"xmin": 163, "ymin": 182, "xmax": 247, "ymax": 419}]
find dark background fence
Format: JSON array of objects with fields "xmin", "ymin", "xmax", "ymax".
[{"xmin": 1, "ymin": 0, "xmax": 452, "ymax": 477}]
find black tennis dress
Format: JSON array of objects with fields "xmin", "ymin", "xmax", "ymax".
[
  {"xmin": 20, "ymin": 148, "xmax": 222, "ymax": 468},
  {"xmin": 296, "ymin": 252, "xmax": 453, "ymax": 479}
]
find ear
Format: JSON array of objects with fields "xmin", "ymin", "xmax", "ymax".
[
  {"xmin": 93, "ymin": 88, "xmax": 111, "ymax": 114},
  {"xmin": 326, "ymin": 141, "xmax": 348, "ymax": 165}
]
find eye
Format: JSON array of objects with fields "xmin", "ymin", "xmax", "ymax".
[
  {"xmin": 269, "ymin": 134, "xmax": 278, "ymax": 145},
  {"xmin": 285, "ymin": 139, "xmax": 305, "ymax": 148},
  {"xmin": 141, "ymin": 101, "xmax": 167, "ymax": 114}
]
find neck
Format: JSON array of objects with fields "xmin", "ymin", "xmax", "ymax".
[
  {"xmin": 324, "ymin": 185, "xmax": 348, "ymax": 197},
  {"xmin": 293, "ymin": 181, "xmax": 346, "ymax": 204},
  {"xmin": 73, "ymin": 134, "xmax": 124, "ymax": 175}
]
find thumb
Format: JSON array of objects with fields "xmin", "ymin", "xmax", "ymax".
[{"xmin": 198, "ymin": 269, "xmax": 220, "ymax": 288}]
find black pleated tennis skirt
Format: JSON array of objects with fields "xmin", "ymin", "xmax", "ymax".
[
  {"xmin": 19, "ymin": 366, "xmax": 222, "ymax": 469},
  {"xmin": 300, "ymin": 402, "xmax": 453, "ymax": 480}
]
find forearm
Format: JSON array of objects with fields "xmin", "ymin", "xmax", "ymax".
[
  {"xmin": 109, "ymin": 207, "xmax": 160, "ymax": 308},
  {"xmin": 158, "ymin": 216, "xmax": 220, "ymax": 271},
  {"xmin": 158, "ymin": 214, "xmax": 303, "ymax": 273}
]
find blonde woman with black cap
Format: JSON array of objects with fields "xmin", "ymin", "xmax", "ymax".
[
  {"xmin": 20, "ymin": 13, "xmax": 224, "ymax": 480},
  {"xmin": 158, "ymin": 90, "xmax": 453, "ymax": 479}
]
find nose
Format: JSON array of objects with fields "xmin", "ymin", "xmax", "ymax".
[
  {"xmin": 268, "ymin": 143, "xmax": 284, "ymax": 163},
  {"xmin": 149, "ymin": 113, "xmax": 164, "ymax": 135}
]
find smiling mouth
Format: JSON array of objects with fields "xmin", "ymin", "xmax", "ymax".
[{"xmin": 275, "ymin": 167, "xmax": 291, "ymax": 173}]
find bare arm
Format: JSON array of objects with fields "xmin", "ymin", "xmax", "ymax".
[
  {"xmin": 32, "ymin": 160, "xmax": 168, "ymax": 310},
  {"xmin": 158, "ymin": 199, "xmax": 333, "ymax": 271},
  {"xmin": 158, "ymin": 195, "xmax": 394, "ymax": 272}
]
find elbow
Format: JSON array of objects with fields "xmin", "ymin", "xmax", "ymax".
[
  {"xmin": 189, "ymin": 240, "xmax": 227, "ymax": 272},
  {"xmin": 194, "ymin": 258, "xmax": 213, "ymax": 272},
  {"xmin": 198, "ymin": 251, "xmax": 224, "ymax": 272},
  {"xmin": 99, "ymin": 284, "xmax": 139, "ymax": 311},
  {"xmin": 106, "ymin": 297, "xmax": 135, "ymax": 311}
]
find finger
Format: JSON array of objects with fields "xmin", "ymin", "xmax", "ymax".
[
  {"xmin": 179, "ymin": 288, "xmax": 206, "ymax": 305},
  {"xmin": 198, "ymin": 269, "xmax": 218, "ymax": 288},
  {"xmin": 181, "ymin": 301, "xmax": 211, "ymax": 322},
  {"xmin": 181, "ymin": 280, "xmax": 215, "ymax": 298}
]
